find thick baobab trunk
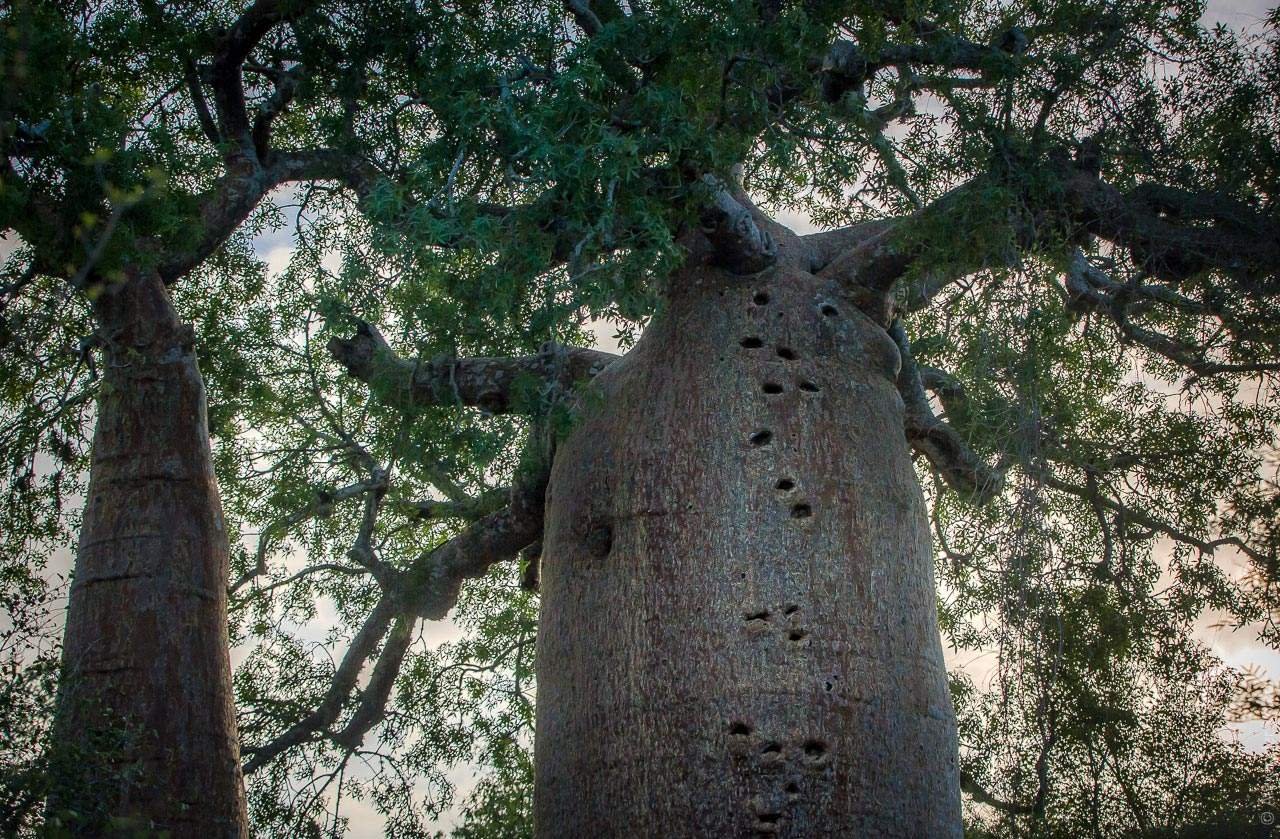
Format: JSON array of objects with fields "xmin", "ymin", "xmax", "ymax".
[
  {"xmin": 51, "ymin": 268, "xmax": 247, "ymax": 837},
  {"xmin": 535, "ymin": 229, "xmax": 960, "ymax": 836}
]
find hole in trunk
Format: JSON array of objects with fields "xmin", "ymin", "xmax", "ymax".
[
  {"xmin": 740, "ymin": 336, "xmax": 763, "ymax": 348},
  {"xmin": 798, "ymin": 380, "xmax": 820, "ymax": 392},
  {"xmin": 761, "ymin": 742, "xmax": 782, "ymax": 755},
  {"xmin": 788, "ymin": 629, "xmax": 808, "ymax": 642},
  {"xmin": 803, "ymin": 739, "xmax": 827, "ymax": 758},
  {"xmin": 744, "ymin": 609, "xmax": 771, "ymax": 622},
  {"xmin": 762, "ymin": 382, "xmax": 784, "ymax": 395},
  {"xmin": 783, "ymin": 604, "xmax": 799, "ymax": 615},
  {"xmin": 776, "ymin": 478, "xmax": 795, "ymax": 492},
  {"xmin": 776, "ymin": 346, "xmax": 798, "ymax": 360},
  {"xmin": 584, "ymin": 522, "xmax": 613, "ymax": 559},
  {"xmin": 730, "ymin": 721, "xmax": 753, "ymax": 736},
  {"xmin": 791, "ymin": 503, "xmax": 812, "ymax": 519},
  {"xmin": 820, "ymin": 304, "xmax": 839, "ymax": 317},
  {"xmin": 753, "ymin": 291, "xmax": 771, "ymax": 305},
  {"xmin": 749, "ymin": 429, "xmax": 773, "ymax": 446}
]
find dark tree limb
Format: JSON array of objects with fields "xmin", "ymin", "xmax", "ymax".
[
  {"xmin": 209, "ymin": 0, "xmax": 318, "ymax": 154},
  {"xmin": 406, "ymin": 469, "xmax": 549, "ymax": 620},
  {"xmin": 819, "ymin": 27, "xmax": 1028, "ymax": 105},
  {"xmin": 699, "ymin": 175, "xmax": 778, "ymax": 274},
  {"xmin": 331, "ymin": 614, "xmax": 416, "ymax": 750},
  {"xmin": 327, "ymin": 320, "xmax": 618, "ymax": 414},
  {"xmin": 808, "ymin": 161, "xmax": 1279, "ymax": 321},
  {"xmin": 241, "ymin": 595, "xmax": 399, "ymax": 774},
  {"xmin": 1063, "ymin": 251, "xmax": 1280, "ymax": 377},
  {"xmin": 960, "ymin": 769, "xmax": 1034, "ymax": 815},
  {"xmin": 252, "ymin": 65, "xmax": 304, "ymax": 159},
  {"xmin": 1062, "ymin": 167, "xmax": 1280, "ymax": 294},
  {"xmin": 890, "ymin": 319, "xmax": 1005, "ymax": 503},
  {"xmin": 808, "ymin": 178, "xmax": 1005, "ymax": 316},
  {"xmin": 801, "ymin": 219, "xmax": 895, "ymax": 274}
]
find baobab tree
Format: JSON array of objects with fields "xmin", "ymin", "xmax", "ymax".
[{"xmin": 1, "ymin": 0, "xmax": 1278, "ymax": 836}]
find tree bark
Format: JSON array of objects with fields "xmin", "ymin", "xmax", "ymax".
[
  {"xmin": 535, "ymin": 227, "xmax": 961, "ymax": 836},
  {"xmin": 50, "ymin": 268, "xmax": 248, "ymax": 837}
]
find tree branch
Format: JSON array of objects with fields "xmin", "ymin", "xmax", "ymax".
[
  {"xmin": 406, "ymin": 468, "xmax": 549, "ymax": 620},
  {"xmin": 960, "ymin": 768, "xmax": 1034, "ymax": 815},
  {"xmin": 241, "ymin": 466, "xmax": 550, "ymax": 774},
  {"xmin": 230, "ymin": 475, "xmax": 387, "ymax": 595},
  {"xmin": 327, "ymin": 320, "xmax": 617, "ymax": 414},
  {"xmin": 820, "ymin": 28, "xmax": 1028, "ymax": 104},
  {"xmin": 242, "ymin": 595, "xmax": 399, "ymax": 774},
  {"xmin": 331, "ymin": 614, "xmax": 416, "ymax": 750},
  {"xmin": 1063, "ymin": 251, "xmax": 1280, "ymax": 377},
  {"xmin": 699, "ymin": 175, "xmax": 778, "ymax": 274},
  {"xmin": 1061, "ymin": 167, "xmax": 1280, "ymax": 295},
  {"xmin": 890, "ymin": 319, "xmax": 1005, "ymax": 503},
  {"xmin": 209, "ymin": 0, "xmax": 318, "ymax": 154},
  {"xmin": 1044, "ymin": 473, "xmax": 1266, "ymax": 565}
]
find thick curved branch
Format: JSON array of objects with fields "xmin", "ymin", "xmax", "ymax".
[
  {"xmin": 699, "ymin": 175, "xmax": 777, "ymax": 274},
  {"xmin": 890, "ymin": 320, "xmax": 1005, "ymax": 503},
  {"xmin": 406, "ymin": 468, "xmax": 549, "ymax": 620},
  {"xmin": 331, "ymin": 614, "xmax": 416, "ymax": 750},
  {"xmin": 806, "ymin": 161, "xmax": 1279, "ymax": 321},
  {"xmin": 960, "ymin": 768, "xmax": 1034, "ymax": 815},
  {"xmin": 808, "ymin": 178, "xmax": 1001, "ymax": 314},
  {"xmin": 157, "ymin": 153, "xmax": 316, "ymax": 283},
  {"xmin": 327, "ymin": 320, "xmax": 617, "ymax": 414},
  {"xmin": 209, "ymin": 0, "xmax": 318, "ymax": 153},
  {"xmin": 1062, "ymin": 168, "xmax": 1280, "ymax": 294},
  {"xmin": 801, "ymin": 219, "xmax": 895, "ymax": 274}
]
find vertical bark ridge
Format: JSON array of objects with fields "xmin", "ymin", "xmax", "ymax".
[
  {"xmin": 535, "ymin": 254, "xmax": 960, "ymax": 836},
  {"xmin": 51, "ymin": 269, "xmax": 247, "ymax": 837}
]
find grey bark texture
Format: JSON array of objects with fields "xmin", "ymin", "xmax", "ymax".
[
  {"xmin": 51, "ymin": 268, "xmax": 248, "ymax": 838},
  {"xmin": 534, "ymin": 221, "xmax": 961, "ymax": 836}
]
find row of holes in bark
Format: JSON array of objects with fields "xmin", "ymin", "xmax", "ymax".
[
  {"xmin": 743, "ymin": 290, "xmax": 837, "ymax": 830},
  {"xmin": 728, "ymin": 722, "xmax": 829, "ymax": 762},
  {"xmin": 744, "ymin": 604, "xmax": 807, "ymax": 641},
  {"xmin": 745, "ymin": 290, "xmax": 829, "ymax": 521},
  {"xmin": 751, "ymin": 290, "xmax": 842, "ymax": 321},
  {"xmin": 740, "ymin": 339, "xmax": 821, "ymax": 395}
]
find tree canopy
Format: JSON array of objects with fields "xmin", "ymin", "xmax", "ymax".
[{"xmin": 2, "ymin": 0, "xmax": 1279, "ymax": 835}]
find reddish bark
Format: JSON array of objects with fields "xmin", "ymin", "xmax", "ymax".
[
  {"xmin": 51, "ymin": 268, "xmax": 247, "ymax": 837},
  {"xmin": 535, "ymin": 224, "xmax": 960, "ymax": 836}
]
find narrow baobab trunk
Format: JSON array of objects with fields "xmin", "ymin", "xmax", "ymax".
[
  {"xmin": 51, "ymin": 268, "xmax": 247, "ymax": 837},
  {"xmin": 535, "ymin": 226, "xmax": 960, "ymax": 836}
]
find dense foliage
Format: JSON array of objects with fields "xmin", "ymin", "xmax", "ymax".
[{"xmin": 2, "ymin": 0, "xmax": 1278, "ymax": 835}]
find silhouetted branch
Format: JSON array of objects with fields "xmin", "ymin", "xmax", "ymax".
[
  {"xmin": 891, "ymin": 319, "xmax": 1005, "ymax": 503},
  {"xmin": 327, "ymin": 320, "xmax": 617, "ymax": 414}
]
